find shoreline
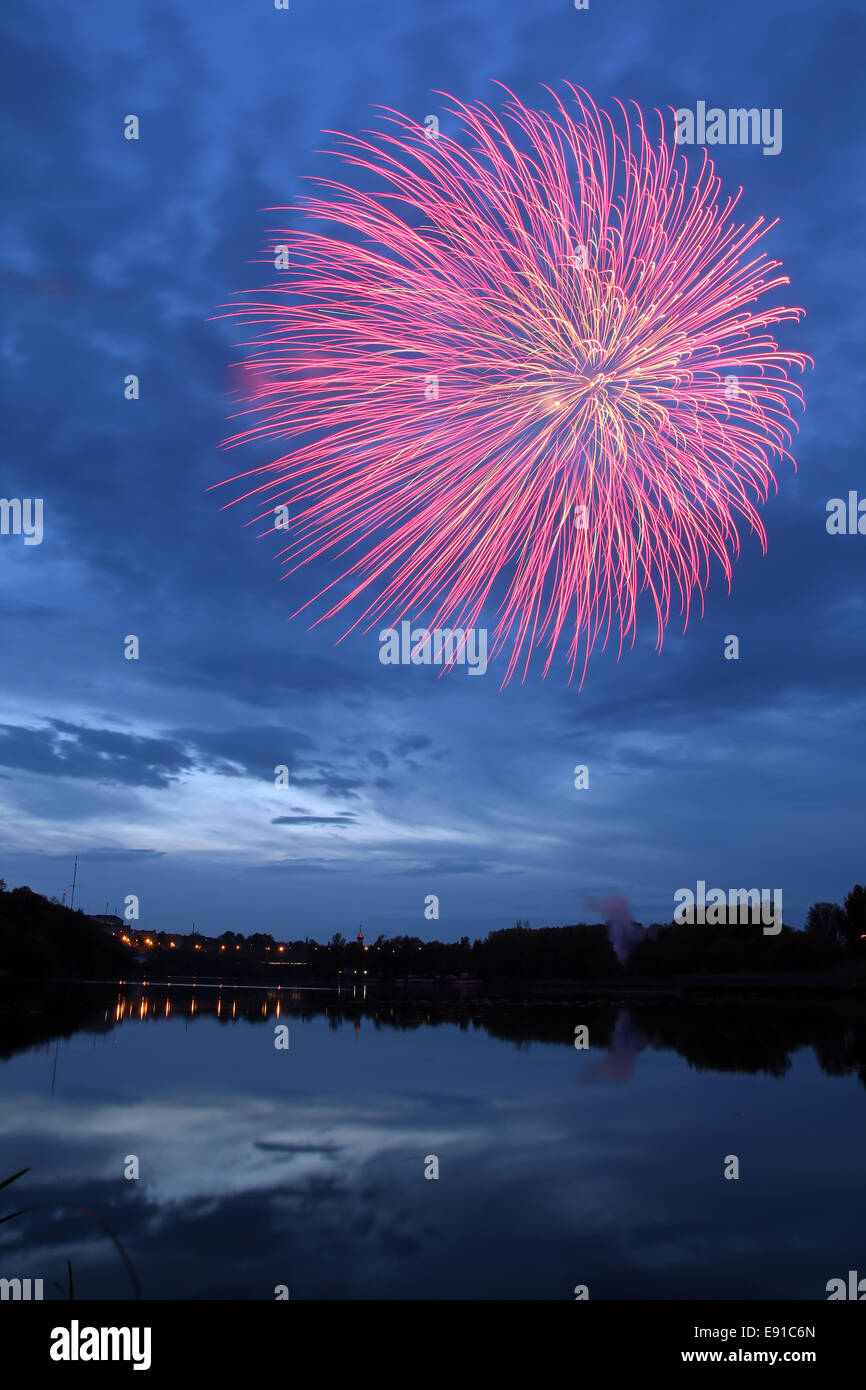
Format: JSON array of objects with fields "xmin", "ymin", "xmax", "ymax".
[{"xmin": 3, "ymin": 959, "xmax": 866, "ymax": 1002}]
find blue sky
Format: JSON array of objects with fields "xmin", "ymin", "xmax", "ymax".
[{"xmin": 1, "ymin": 0, "xmax": 863, "ymax": 940}]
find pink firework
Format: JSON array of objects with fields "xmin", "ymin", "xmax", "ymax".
[{"xmin": 217, "ymin": 84, "xmax": 810, "ymax": 686}]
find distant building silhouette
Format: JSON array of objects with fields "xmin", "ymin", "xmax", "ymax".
[{"xmin": 88, "ymin": 914, "xmax": 125, "ymax": 933}]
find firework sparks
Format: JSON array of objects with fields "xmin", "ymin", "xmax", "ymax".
[{"xmin": 216, "ymin": 83, "xmax": 810, "ymax": 685}]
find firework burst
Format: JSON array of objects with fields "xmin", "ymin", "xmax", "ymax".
[{"xmin": 217, "ymin": 83, "xmax": 810, "ymax": 685}]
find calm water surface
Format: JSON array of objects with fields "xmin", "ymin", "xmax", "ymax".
[{"xmin": 1, "ymin": 982, "xmax": 865, "ymax": 1299}]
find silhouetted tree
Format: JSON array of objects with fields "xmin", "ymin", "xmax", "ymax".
[
  {"xmin": 844, "ymin": 885, "xmax": 866, "ymax": 948},
  {"xmin": 805, "ymin": 902, "xmax": 847, "ymax": 946},
  {"xmin": 0, "ymin": 885, "xmax": 132, "ymax": 977}
]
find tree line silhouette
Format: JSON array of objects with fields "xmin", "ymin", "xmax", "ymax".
[{"xmin": 1, "ymin": 877, "xmax": 864, "ymax": 983}]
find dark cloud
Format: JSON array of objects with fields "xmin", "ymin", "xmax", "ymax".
[
  {"xmin": 271, "ymin": 814, "xmax": 357, "ymax": 827},
  {"xmin": 0, "ymin": 721, "xmax": 195, "ymax": 789},
  {"xmin": 289, "ymin": 768, "xmax": 364, "ymax": 800},
  {"xmin": 254, "ymin": 1141, "xmax": 343, "ymax": 1156},
  {"xmin": 393, "ymin": 735, "xmax": 433, "ymax": 757},
  {"xmin": 75, "ymin": 847, "xmax": 165, "ymax": 862},
  {"xmin": 170, "ymin": 725, "xmax": 316, "ymax": 778}
]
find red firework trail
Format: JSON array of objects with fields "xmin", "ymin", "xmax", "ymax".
[{"xmin": 215, "ymin": 83, "xmax": 811, "ymax": 686}]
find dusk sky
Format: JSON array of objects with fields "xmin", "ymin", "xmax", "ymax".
[{"xmin": 1, "ymin": 0, "xmax": 863, "ymax": 941}]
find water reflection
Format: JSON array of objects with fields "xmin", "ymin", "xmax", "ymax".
[
  {"xmin": 1, "ymin": 980, "xmax": 865, "ymax": 1300},
  {"xmin": 5, "ymin": 981, "xmax": 864, "ymax": 1084}
]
